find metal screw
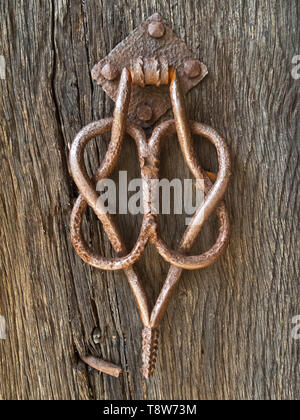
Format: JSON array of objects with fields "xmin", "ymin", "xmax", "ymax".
[
  {"xmin": 184, "ymin": 59, "xmax": 202, "ymax": 78},
  {"xmin": 101, "ymin": 63, "xmax": 119, "ymax": 81},
  {"xmin": 137, "ymin": 103, "xmax": 153, "ymax": 121},
  {"xmin": 148, "ymin": 21, "xmax": 165, "ymax": 39},
  {"xmin": 92, "ymin": 327, "xmax": 101, "ymax": 344}
]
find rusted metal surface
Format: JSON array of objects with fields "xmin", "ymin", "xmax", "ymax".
[
  {"xmin": 80, "ymin": 355, "xmax": 122, "ymax": 378},
  {"xmin": 148, "ymin": 20, "xmax": 166, "ymax": 38},
  {"xmin": 101, "ymin": 63, "xmax": 119, "ymax": 81},
  {"xmin": 142, "ymin": 328, "xmax": 159, "ymax": 378},
  {"xmin": 69, "ymin": 60, "xmax": 231, "ymax": 378},
  {"xmin": 184, "ymin": 59, "xmax": 203, "ymax": 78},
  {"xmin": 136, "ymin": 103, "xmax": 153, "ymax": 122},
  {"xmin": 130, "ymin": 56, "xmax": 169, "ymax": 87},
  {"xmin": 91, "ymin": 13, "xmax": 208, "ymax": 127}
]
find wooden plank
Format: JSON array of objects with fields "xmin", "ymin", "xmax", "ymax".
[{"xmin": 0, "ymin": 0, "xmax": 299, "ymax": 400}]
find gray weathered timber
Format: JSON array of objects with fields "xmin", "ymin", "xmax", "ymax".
[{"xmin": 0, "ymin": 0, "xmax": 299, "ymax": 400}]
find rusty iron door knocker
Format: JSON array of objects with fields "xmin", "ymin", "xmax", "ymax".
[{"xmin": 69, "ymin": 14, "xmax": 231, "ymax": 378}]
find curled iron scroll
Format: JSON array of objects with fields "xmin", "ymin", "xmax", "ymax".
[{"xmin": 69, "ymin": 63, "xmax": 231, "ymax": 378}]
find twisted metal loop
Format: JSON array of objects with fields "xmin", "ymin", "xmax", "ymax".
[{"xmin": 69, "ymin": 65, "xmax": 231, "ymax": 378}]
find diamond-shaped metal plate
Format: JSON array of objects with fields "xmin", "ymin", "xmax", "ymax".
[{"xmin": 92, "ymin": 13, "xmax": 207, "ymax": 127}]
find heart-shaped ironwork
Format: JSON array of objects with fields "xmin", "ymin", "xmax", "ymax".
[{"xmin": 69, "ymin": 67, "xmax": 231, "ymax": 378}]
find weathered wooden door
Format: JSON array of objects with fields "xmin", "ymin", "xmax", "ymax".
[{"xmin": 0, "ymin": 0, "xmax": 299, "ymax": 400}]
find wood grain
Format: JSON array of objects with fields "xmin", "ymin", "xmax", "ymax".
[{"xmin": 0, "ymin": 0, "xmax": 299, "ymax": 400}]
